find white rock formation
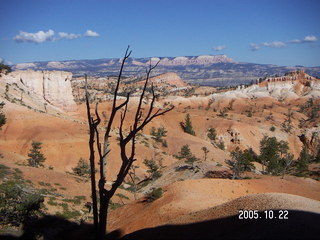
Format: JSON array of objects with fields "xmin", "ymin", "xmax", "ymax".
[
  {"xmin": 130, "ymin": 55, "xmax": 233, "ymax": 66},
  {"xmin": 1, "ymin": 70, "xmax": 75, "ymax": 111},
  {"xmin": 15, "ymin": 63, "xmax": 37, "ymax": 70},
  {"xmin": 210, "ymin": 71, "xmax": 320, "ymax": 101},
  {"xmin": 156, "ymin": 55, "xmax": 233, "ymax": 66}
]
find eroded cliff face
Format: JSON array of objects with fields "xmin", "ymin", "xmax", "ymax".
[
  {"xmin": 211, "ymin": 71, "xmax": 320, "ymax": 101},
  {"xmin": 259, "ymin": 71, "xmax": 320, "ymax": 99},
  {"xmin": 1, "ymin": 70, "xmax": 75, "ymax": 111}
]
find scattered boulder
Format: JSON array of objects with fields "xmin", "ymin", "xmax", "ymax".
[{"xmin": 204, "ymin": 170, "xmax": 232, "ymax": 179}]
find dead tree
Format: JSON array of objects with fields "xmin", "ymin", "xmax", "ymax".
[
  {"xmin": 85, "ymin": 46, "xmax": 174, "ymax": 240},
  {"xmin": 201, "ymin": 146, "xmax": 209, "ymax": 161},
  {"xmin": 128, "ymin": 164, "xmax": 139, "ymax": 200}
]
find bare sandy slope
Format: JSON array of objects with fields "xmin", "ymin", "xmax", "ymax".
[
  {"xmin": 108, "ymin": 176, "xmax": 320, "ymax": 235},
  {"xmin": 171, "ymin": 192, "xmax": 320, "ymax": 225},
  {"xmin": 0, "ymin": 149, "xmax": 136, "ymax": 217},
  {"xmin": 0, "ymin": 90, "xmax": 310, "ymax": 181},
  {"xmin": 0, "ymin": 102, "xmax": 88, "ymax": 172},
  {"xmin": 0, "ymin": 101, "xmax": 178, "ymax": 180},
  {"xmin": 0, "ymin": 97, "xmax": 233, "ymax": 181},
  {"xmin": 121, "ymin": 193, "xmax": 320, "ymax": 240}
]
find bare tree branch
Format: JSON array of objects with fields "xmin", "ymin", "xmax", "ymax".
[{"xmin": 85, "ymin": 47, "xmax": 173, "ymax": 240}]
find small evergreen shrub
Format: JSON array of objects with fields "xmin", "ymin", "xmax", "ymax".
[
  {"xmin": 27, "ymin": 141, "xmax": 46, "ymax": 167},
  {"xmin": 143, "ymin": 159, "xmax": 162, "ymax": 180},
  {"xmin": 207, "ymin": 128, "xmax": 217, "ymax": 141},
  {"xmin": 216, "ymin": 139, "xmax": 225, "ymax": 150},
  {"xmin": 146, "ymin": 187, "xmax": 163, "ymax": 202},
  {"xmin": 72, "ymin": 158, "xmax": 91, "ymax": 177},
  {"xmin": 175, "ymin": 144, "xmax": 199, "ymax": 168},
  {"xmin": 180, "ymin": 113, "xmax": 195, "ymax": 136}
]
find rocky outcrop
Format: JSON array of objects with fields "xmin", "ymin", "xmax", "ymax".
[
  {"xmin": 299, "ymin": 127, "xmax": 320, "ymax": 157},
  {"xmin": 261, "ymin": 71, "xmax": 320, "ymax": 98},
  {"xmin": 1, "ymin": 70, "xmax": 75, "ymax": 111},
  {"xmin": 204, "ymin": 170, "xmax": 233, "ymax": 179},
  {"xmin": 146, "ymin": 72, "xmax": 187, "ymax": 87},
  {"xmin": 211, "ymin": 71, "xmax": 320, "ymax": 100}
]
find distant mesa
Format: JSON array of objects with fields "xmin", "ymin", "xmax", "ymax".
[
  {"xmin": 132, "ymin": 55, "xmax": 233, "ymax": 66},
  {"xmin": 15, "ymin": 62, "xmax": 37, "ymax": 70},
  {"xmin": 12, "ymin": 54, "xmax": 234, "ymax": 71},
  {"xmin": 11, "ymin": 56, "xmax": 320, "ymax": 87}
]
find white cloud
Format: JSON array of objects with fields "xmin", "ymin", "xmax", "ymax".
[
  {"xmin": 84, "ymin": 30, "xmax": 99, "ymax": 37},
  {"xmin": 262, "ymin": 41, "xmax": 287, "ymax": 48},
  {"xmin": 249, "ymin": 43, "xmax": 260, "ymax": 51},
  {"xmin": 289, "ymin": 35, "xmax": 317, "ymax": 44},
  {"xmin": 249, "ymin": 35, "xmax": 318, "ymax": 51},
  {"xmin": 303, "ymin": 35, "xmax": 317, "ymax": 42},
  {"xmin": 14, "ymin": 29, "xmax": 55, "ymax": 43},
  {"xmin": 14, "ymin": 29, "xmax": 101, "ymax": 43},
  {"xmin": 58, "ymin": 32, "xmax": 81, "ymax": 40},
  {"xmin": 288, "ymin": 39, "xmax": 302, "ymax": 44},
  {"xmin": 213, "ymin": 45, "xmax": 226, "ymax": 51},
  {"xmin": 250, "ymin": 41, "xmax": 287, "ymax": 51}
]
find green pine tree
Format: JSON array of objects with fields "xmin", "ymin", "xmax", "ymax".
[
  {"xmin": 175, "ymin": 144, "xmax": 199, "ymax": 167},
  {"xmin": 207, "ymin": 128, "xmax": 217, "ymax": 141},
  {"xmin": 73, "ymin": 158, "xmax": 91, "ymax": 177},
  {"xmin": 185, "ymin": 155, "xmax": 198, "ymax": 168},
  {"xmin": 176, "ymin": 144, "xmax": 192, "ymax": 160},
  {"xmin": 27, "ymin": 141, "xmax": 46, "ymax": 167},
  {"xmin": 259, "ymin": 136, "xmax": 281, "ymax": 175},
  {"xmin": 180, "ymin": 113, "xmax": 195, "ymax": 136},
  {"xmin": 228, "ymin": 147, "xmax": 255, "ymax": 179},
  {"xmin": 278, "ymin": 140, "xmax": 289, "ymax": 158},
  {"xmin": 150, "ymin": 126, "xmax": 167, "ymax": 142},
  {"xmin": 296, "ymin": 146, "xmax": 310, "ymax": 176},
  {"xmin": 143, "ymin": 159, "xmax": 162, "ymax": 179}
]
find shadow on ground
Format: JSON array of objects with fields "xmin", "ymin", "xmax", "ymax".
[
  {"xmin": 1, "ymin": 210, "xmax": 319, "ymax": 240},
  {"xmin": 121, "ymin": 210, "xmax": 320, "ymax": 240}
]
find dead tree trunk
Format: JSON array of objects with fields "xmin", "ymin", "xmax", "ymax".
[
  {"xmin": 85, "ymin": 46, "xmax": 174, "ymax": 240},
  {"xmin": 128, "ymin": 165, "xmax": 139, "ymax": 200},
  {"xmin": 85, "ymin": 74, "xmax": 99, "ymax": 239}
]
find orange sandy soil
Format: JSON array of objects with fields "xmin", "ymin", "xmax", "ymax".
[
  {"xmin": 1, "ymin": 93, "xmax": 319, "ymax": 238},
  {"xmin": 0, "ymin": 94, "xmax": 307, "ymax": 179},
  {"xmin": 108, "ymin": 175, "xmax": 320, "ymax": 236},
  {"xmin": 0, "ymin": 97, "xmax": 234, "ymax": 181},
  {"xmin": 0, "ymin": 150, "xmax": 136, "ymax": 222}
]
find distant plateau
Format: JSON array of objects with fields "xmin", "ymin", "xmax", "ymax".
[{"xmin": 13, "ymin": 55, "xmax": 320, "ymax": 87}]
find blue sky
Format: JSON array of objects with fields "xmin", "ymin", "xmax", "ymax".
[{"xmin": 0, "ymin": 0, "xmax": 319, "ymax": 66}]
